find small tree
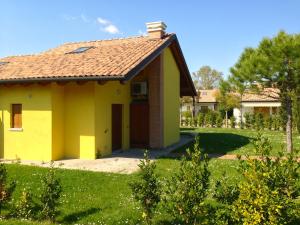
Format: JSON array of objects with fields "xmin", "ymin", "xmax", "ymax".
[
  {"xmin": 0, "ymin": 164, "xmax": 16, "ymax": 214},
  {"xmin": 13, "ymin": 187, "xmax": 36, "ymax": 219},
  {"xmin": 163, "ymin": 136, "xmax": 210, "ymax": 224},
  {"xmin": 39, "ymin": 163, "xmax": 62, "ymax": 222},
  {"xmin": 215, "ymin": 80, "xmax": 240, "ymax": 128},
  {"xmin": 130, "ymin": 151, "xmax": 160, "ymax": 225}
]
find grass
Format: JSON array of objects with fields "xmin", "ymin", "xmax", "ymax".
[
  {"xmin": 1, "ymin": 128, "xmax": 298, "ymax": 224},
  {"xmin": 179, "ymin": 127, "xmax": 300, "ymax": 156},
  {"xmin": 0, "ymin": 158, "xmax": 241, "ymax": 225}
]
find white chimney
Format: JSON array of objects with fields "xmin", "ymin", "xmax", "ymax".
[{"xmin": 146, "ymin": 21, "xmax": 167, "ymax": 39}]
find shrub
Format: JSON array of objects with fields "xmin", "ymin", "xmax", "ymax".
[
  {"xmin": 265, "ymin": 116, "xmax": 273, "ymax": 130},
  {"xmin": 130, "ymin": 150, "xmax": 160, "ymax": 225},
  {"xmin": 39, "ymin": 163, "xmax": 62, "ymax": 222},
  {"xmin": 230, "ymin": 116, "xmax": 236, "ymax": 128},
  {"xmin": 163, "ymin": 136, "xmax": 210, "ymax": 224},
  {"xmin": 197, "ymin": 113, "xmax": 205, "ymax": 127},
  {"xmin": 204, "ymin": 112, "xmax": 212, "ymax": 127},
  {"xmin": 216, "ymin": 113, "xmax": 224, "ymax": 128},
  {"xmin": 254, "ymin": 113, "xmax": 264, "ymax": 130},
  {"xmin": 0, "ymin": 164, "xmax": 16, "ymax": 214},
  {"xmin": 272, "ymin": 115, "xmax": 281, "ymax": 130},
  {"xmin": 244, "ymin": 113, "xmax": 251, "ymax": 129},
  {"xmin": 12, "ymin": 187, "xmax": 36, "ymax": 219},
  {"xmin": 182, "ymin": 110, "xmax": 192, "ymax": 119},
  {"xmin": 214, "ymin": 133, "xmax": 300, "ymax": 224}
]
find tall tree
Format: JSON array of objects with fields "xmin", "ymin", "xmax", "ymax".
[
  {"xmin": 193, "ymin": 66, "xmax": 223, "ymax": 90},
  {"xmin": 215, "ymin": 80, "xmax": 240, "ymax": 128},
  {"xmin": 230, "ymin": 31, "xmax": 300, "ymax": 152}
]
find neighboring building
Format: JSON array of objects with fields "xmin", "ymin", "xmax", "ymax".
[
  {"xmin": 0, "ymin": 22, "xmax": 196, "ymax": 161},
  {"xmin": 181, "ymin": 89, "xmax": 218, "ymax": 116},
  {"xmin": 181, "ymin": 88, "xmax": 281, "ymax": 122},
  {"xmin": 234, "ymin": 88, "xmax": 281, "ymax": 123}
]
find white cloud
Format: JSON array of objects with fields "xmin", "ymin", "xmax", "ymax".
[
  {"xmin": 97, "ymin": 17, "xmax": 110, "ymax": 25},
  {"xmin": 97, "ymin": 17, "xmax": 120, "ymax": 34},
  {"xmin": 103, "ymin": 24, "xmax": 120, "ymax": 34}
]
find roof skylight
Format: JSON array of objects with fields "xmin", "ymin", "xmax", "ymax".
[
  {"xmin": 0, "ymin": 62, "xmax": 9, "ymax": 66},
  {"xmin": 67, "ymin": 46, "xmax": 93, "ymax": 54}
]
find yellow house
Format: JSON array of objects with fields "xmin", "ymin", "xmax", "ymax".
[{"xmin": 0, "ymin": 22, "xmax": 196, "ymax": 161}]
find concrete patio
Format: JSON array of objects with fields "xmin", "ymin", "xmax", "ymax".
[{"xmin": 2, "ymin": 133, "xmax": 195, "ymax": 174}]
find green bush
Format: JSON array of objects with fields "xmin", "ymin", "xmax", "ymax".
[
  {"xmin": 130, "ymin": 150, "xmax": 160, "ymax": 225},
  {"xmin": 265, "ymin": 116, "xmax": 273, "ymax": 130},
  {"xmin": 272, "ymin": 115, "xmax": 281, "ymax": 130},
  {"xmin": 163, "ymin": 136, "xmax": 210, "ymax": 224},
  {"xmin": 39, "ymin": 163, "xmax": 62, "ymax": 222},
  {"xmin": 244, "ymin": 113, "xmax": 252, "ymax": 129},
  {"xmin": 213, "ymin": 133, "xmax": 300, "ymax": 224},
  {"xmin": 254, "ymin": 113, "xmax": 264, "ymax": 130},
  {"xmin": 216, "ymin": 113, "xmax": 224, "ymax": 128},
  {"xmin": 230, "ymin": 116, "xmax": 236, "ymax": 128},
  {"xmin": 197, "ymin": 113, "xmax": 205, "ymax": 127},
  {"xmin": 0, "ymin": 164, "xmax": 16, "ymax": 214},
  {"xmin": 12, "ymin": 187, "xmax": 36, "ymax": 219}
]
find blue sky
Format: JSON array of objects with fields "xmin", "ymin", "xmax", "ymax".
[{"xmin": 1, "ymin": 0, "xmax": 300, "ymax": 76}]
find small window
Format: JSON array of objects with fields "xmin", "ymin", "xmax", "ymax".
[
  {"xmin": 11, "ymin": 104, "xmax": 22, "ymax": 128},
  {"xmin": 187, "ymin": 106, "xmax": 191, "ymax": 111},
  {"xmin": 67, "ymin": 46, "xmax": 93, "ymax": 54}
]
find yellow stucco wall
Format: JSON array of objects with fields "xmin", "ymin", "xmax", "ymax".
[
  {"xmin": 0, "ymin": 85, "xmax": 52, "ymax": 161},
  {"xmin": 163, "ymin": 47, "xmax": 180, "ymax": 146},
  {"xmin": 51, "ymin": 84, "xmax": 64, "ymax": 160},
  {"xmin": 63, "ymin": 82, "xmax": 96, "ymax": 159},
  {"xmin": 95, "ymin": 81, "xmax": 131, "ymax": 157}
]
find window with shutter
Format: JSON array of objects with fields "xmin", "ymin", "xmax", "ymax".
[{"xmin": 11, "ymin": 104, "xmax": 22, "ymax": 128}]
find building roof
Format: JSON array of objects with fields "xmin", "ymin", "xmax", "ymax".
[
  {"xmin": 196, "ymin": 89, "xmax": 218, "ymax": 103},
  {"xmin": 195, "ymin": 88, "xmax": 280, "ymax": 103},
  {"xmin": 0, "ymin": 34, "xmax": 196, "ymax": 96},
  {"xmin": 242, "ymin": 88, "xmax": 280, "ymax": 102}
]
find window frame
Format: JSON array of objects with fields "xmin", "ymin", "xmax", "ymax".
[{"xmin": 11, "ymin": 104, "xmax": 22, "ymax": 129}]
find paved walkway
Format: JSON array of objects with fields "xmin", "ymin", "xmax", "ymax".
[{"xmin": 2, "ymin": 133, "xmax": 195, "ymax": 174}]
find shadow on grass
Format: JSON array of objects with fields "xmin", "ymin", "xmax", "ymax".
[
  {"xmin": 60, "ymin": 207, "xmax": 101, "ymax": 224},
  {"xmin": 168, "ymin": 132, "xmax": 251, "ymax": 158},
  {"xmin": 199, "ymin": 133, "xmax": 251, "ymax": 154}
]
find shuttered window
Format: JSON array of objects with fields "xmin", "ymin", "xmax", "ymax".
[{"xmin": 11, "ymin": 104, "xmax": 22, "ymax": 128}]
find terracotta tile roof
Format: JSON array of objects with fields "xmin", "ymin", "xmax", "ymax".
[
  {"xmin": 0, "ymin": 34, "xmax": 174, "ymax": 82},
  {"xmin": 242, "ymin": 88, "xmax": 280, "ymax": 102},
  {"xmin": 196, "ymin": 89, "xmax": 218, "ymax": 103},
  {"xmin": 195, "ymin": 88, "xmax": 280, "ymax": 103}
]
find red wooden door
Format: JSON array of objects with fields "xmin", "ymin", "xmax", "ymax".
[
  {"xmin": 130, "ymin": 103, "xmax": 149, "ymax": 148},
  {"xmin": 112, "ymin": 104, "xmax": 123, "ymax": 151}
]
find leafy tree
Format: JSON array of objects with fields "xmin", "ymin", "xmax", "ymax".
[
  {"xmin": 215, "ymin": 80, "xmax": 240, "ymax": 127},
  {"xmin": 230, "ymin": 31, "xmax": 300, "ymax": 152},
  {"xmin": 130, "ymin": 151, "xmax": 160, "ymax": 225},
  {"xmin": 163, "ymin": 136, "xmax": 210, "ymax": 224},
  {"xmin": 193, "ymin": 65, "xmax": 223, "ymax": 90}
]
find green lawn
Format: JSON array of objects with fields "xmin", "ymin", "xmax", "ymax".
[
  {"xmin": 0, "ymin": 158, "xmax": 240, "ymax": 225},
  {"xmin": 1, "ymin": 128, "xmax": 298, "ymax": 224},
  {"xmin": 180, "ymin": 127, "xmax": 300, "ymax": 156}
]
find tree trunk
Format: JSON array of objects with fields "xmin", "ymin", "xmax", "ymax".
[
  {"xmin": 286, "ymin": 96, "xmax": 293, "ymax": 153},
  {"xmin": 225, "ymin": 111, "xmax": 228, "ymax": 128}
]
